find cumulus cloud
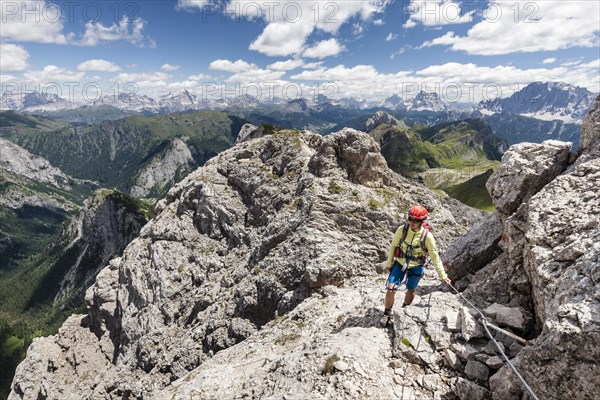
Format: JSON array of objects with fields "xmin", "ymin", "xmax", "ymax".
[
  {"xmin": 78, "ymin": 17, "xmax": 149, "ymax": 47},
  {"xmin": 24, "ymin": 65, "xmax": 86, "ymax": 82},
  {"xmin": 225, "ymin": 68, "xmax": 286, "ymax": 83},
  {"xmin": 286, "ymin": 60, "xmax": 599, "ymax": 102},
  {"xmin": 114, "ymin": 71, "xmax": 171, "ymax": 82},
  {"xmin": 180, "ymin": 0, "xmax": 390, "ymax": 58},
  {"xmin": 422, "ymin": 1, "xmax": 600, "ymax": 55},
  {"xmin": 542, "ymin": 58, "xmax": 557, "ymax": 64},
  {"xmin": 77, "ymin": 59, "xmax": 121, "ymax": 72},
  {"xmin": 188, "ymin": 73, "xmax": 212, "ymax": 81},
  {"xmin": 0, "ymin": 43, "xmax": 30, "ymax": 72},
  {"xmin": 268, "ymin": 59, "xmax": 305, "ymax": 71},
  {"xmin": 403, "ymin": 0, "xmax": 474, "ymax": 28},
  {"xmin": 0, "ymin": 1, "xmax": 151, "ymax": 47},
  {"xmin": 249, "ymin": 22, "xmax": 313, "ymax": 57},
  {"xmin": 209, "ymin": 59, "xmax": 258, "ymax": 73},
  {"xmin": 161, "ymin": 64, "xmax": 181, "ymax": 71},
  {"xmin": 0, "ymin": 0, "xmax": 71, "ymax": 44},
  {"xmin": 303, "ymin": 39, "xmax": 346, "ymax": 59}
]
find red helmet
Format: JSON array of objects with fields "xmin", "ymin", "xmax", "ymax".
[{"xmin": 408, "ymin": 205, "xmax": 428, "ymax": 221}]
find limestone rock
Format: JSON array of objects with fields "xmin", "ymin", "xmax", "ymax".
[
  {"xmin": 10, "ymin": 129, "xmax": 481, "ymax": 399},
  {"xmin": 460, "ymin": 307, "xmax": 484, "ymax": 341},
  {"xmin": 483, "ymin": 303, "xmax": 531, "ymax": 331},
  {"xmin": 236, "ymin": 123, "xmax": 259, "ymax": 144},
  {"xmin": 365, "ymin": 111, "xmax": 401, "ymax": 132},
  {"xmin": 485, "ymin": 356, "xmax": 504, "ymax": 369},
  {"xmin": 486, "ymin": 140, "xmax": 571, "ymax": 216},
  {"xmin": 577, "ymin": 95, "xmax": 600, "ymax": 164},
  {"xmin": 444, "ymin": 211, "xmax": 503, "ymax": 280},
  {"xmin": 0, "ymin": 138, "xmax": 71, "ymax": 189},
  {"xmin": 464, "ymin": 360, "xmax": 489, "ymax": 382},
  {"xmin": 454, "ymin": 377, "xmax": 491, "ymax": 400},
  {"xmin": 130, "ymin": 138, "xmax": 194, "ymax": 198}
]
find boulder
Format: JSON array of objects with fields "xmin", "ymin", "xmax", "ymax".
[
  {"xmin": 464, "ymin": 360, "xmax": 489, "ymax": 382},
  {"xmin": 486, "ymin": 140, "xmax": 572, "ymax": 216},
  {"xmin": 444, "ymin": 212, "xmax": 503, "ymax": 280},
  {"xmin": 483, "ymin": 303, "xmax": 531, "ymax": 331},
  {"xmin": 460, "ymin": 307, "xmax": 485, "ymax": 341},
  {"xmin": 454, "ymin": 377, "xmax": 491, "ymax": 400}
]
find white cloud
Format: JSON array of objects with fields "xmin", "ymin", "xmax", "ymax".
[
  {"xmin": 77, "ymin": 59, "xmax": 121, "ymax": 72},
  {"xmin": 209, "ymin": 59, "xmax": 258, "ymax": 73},
  {"xmin": 24, "ymin": 65, "xmax": 86, "ymax": 82},
  {"xmin": 225, "ymin": 68, "xmax": 286, "ymax": 83},
  {"xmin": 183, "ymin": 1, "xmax": 390, "ymax": 57},
  {"xmin": 303, "ymin": 62, "xmax": 324, "ymax": 70},
  {"xmin": 542, "ymin": 58, "xmax": 557, "ymax": 65},
  {"xmin": 0, "ymin": 43, "xmax": 30, "ymax": 72},
  {"xmin": 291, "ymin": 64, "xmax": 381, "ymax": 81},
  {"xmin": 161, "ymin": 64, "xmax": 181, "ymax": 71},
  {"xmin": 0, "ymin": 0, "xmax": 71, "ymax": 44},
  {"xmin": 114, "ymin": 71, "xmax": 171, "ymax": 82},
  {"xmin": 249, "ymin": 22, "xmax": 313, "ymax": 57},
  {"xmin": 285, "ymin": 60, "xmax": 599, "ymax": 102},
  {"xmin": 385, "ymin": 33, "xmax": 398, "ymax": 41},
  {"xmin": 78, "ymin": 17, "xmax": 148, "ymax": 47},
  {"xmin": 390, "ymin": 45, "xmax": 412, "ymax": 59},
  {"xmin": 303, "ymin": 39, "xmax": 346, "ymax": 59},
  {"xmin": 188, "ymin": 73, "xmax": 212, "ymax": 81},
  {"xmin": 373, "ymin": 19, "xmax": 385, "ymax": 26},
  {"xmin": 267, "ymin": 59, "xmax": 305, "ymax": 71},
  {"xmin": 422, "ymin": 1, "xmax": 600, "ymax": 55},
  {"xmin": 403, "ymin": 1, "xmax": 474, "ymax": 28}
]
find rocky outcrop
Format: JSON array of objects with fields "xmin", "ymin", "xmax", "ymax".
[
  {"xmin": 235, "ymin": 123, "xmax": 258, "ymax": 144},
  {"xmin": 10, "ymin": 128, "xmax": 484, "ymax": 399},
  {"xmin": 445, "ymin": 96, "xmax": 600, "ymax": 400},
  {"xmin": 577, "ymin": 94, "xmax": 600, "ymax": 164},
  {"xmin": 0, "ymin": 138, "xmax": 70, "ymax": 189},
  {"xmin": 365, "ymin": 111, "xmax": 401, "ymax": 132},
  {"xmin": 53, "ymin": 190, "xmax": 151, "ymax": 304},
  {"xmin": 130, "ymin": 138, "xmax": 194, "ymax": 198},
  {"xmin": 444, "ymin": 212, "xmax": 503, "ymax": 280},
  {"xmin": 486, "ymin": 140, "xmax": 571, "ymax": 216}
]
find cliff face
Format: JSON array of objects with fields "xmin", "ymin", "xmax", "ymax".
[
  {"xmin": 10, "ymin": 129, "xmax": 483, "ymax": 399},
  {"xmin": 445, "ymin": 95, "xmax": 600, "ymax": 400},
  {"xmin": 50, "ymin": 190, "xmax": 152, "ymax": 305}
]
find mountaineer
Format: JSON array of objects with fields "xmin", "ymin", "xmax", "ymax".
[{"xmin": 381, "ymin": 205, "xmax": 451, "ymax": 327}]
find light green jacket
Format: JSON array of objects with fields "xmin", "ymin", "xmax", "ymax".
[{"xmin": 386, "ymin": 225, "xmax": 448, "ymax": 281}]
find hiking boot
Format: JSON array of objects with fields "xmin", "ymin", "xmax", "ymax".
[{"xmin": 380, "ymin": 313, "xmax": 394, "ymax": 328}]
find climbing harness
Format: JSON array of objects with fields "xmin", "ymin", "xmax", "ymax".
[{"xmin": 448, "ymin": 283, "xmax": 540, "ymax": 400}]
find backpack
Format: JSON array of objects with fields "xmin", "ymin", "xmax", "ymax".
[{"xmin": 393, "ymin": 221, "xmax": 431, "ymax": 266}]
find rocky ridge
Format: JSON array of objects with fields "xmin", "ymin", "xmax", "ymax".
[
  {"xmin": 10, "ymin": 92, "xmax": 600, "ymax": 399},
  {"xmin": 130, "ymin": 138, "xmax": 194, "ymax": 198},
  {"xmin": 0, "ymin": 138, "xmax": 70, "ymax": 190},
  {"xmin": 445, "ymin": 95, "xmax": 600, "ymax": 399},
  {"xmin": 10, "ymin": 128, "xmax": 483, "ymax": 399},
  {"xmin": 49, "ymin": 189, "xmax": 152, "ymax": 305}
]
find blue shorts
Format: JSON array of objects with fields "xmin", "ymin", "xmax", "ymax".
[{"xmin": 386, "ymin": 263, "xmax": 424, "ymax": 291}]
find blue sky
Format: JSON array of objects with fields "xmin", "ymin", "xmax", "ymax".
[{"xmin": 1, "ymin": 0, "xmax": 599, "ymax": 103}]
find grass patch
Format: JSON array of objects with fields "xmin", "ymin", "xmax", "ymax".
[
  {"xmin": 444, "ymin": 169, "xmax": 495, "ymax": 212},
  {"xmin": 401, "ymin": 337, "xmax": 411, "ymax": 348},
  {"xmin": 274, "ymin": 333, "xmax": 302, "ymax": 346},
  {"xmin": 328, "ymin": 180, "xmax": 343, "ymax": 194},
  {"xmin": 323, "ymin": 354, "xmax": 340, "ymax": 374},
  {"xmin": 368, "ymin": 198, "xmax": 382, "ymax": 209}
]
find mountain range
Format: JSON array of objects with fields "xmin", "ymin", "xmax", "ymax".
[{"xmin": 2, "ymin": 82, "xmax": 596, "ymax": 125}]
